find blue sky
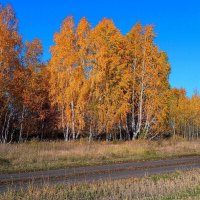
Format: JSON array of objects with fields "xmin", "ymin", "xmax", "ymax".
[{"xmin": 1, "ymin": 0, "xmax": 200, "ymax": 96}]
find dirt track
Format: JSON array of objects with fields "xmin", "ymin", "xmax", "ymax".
[{"xmin": 1, "ymin": 156, "xmax": 200, "ymax": 193}]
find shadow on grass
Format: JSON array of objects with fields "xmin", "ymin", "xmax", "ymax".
[{"xmin": 0, "ymin": 157, "xmax": 10, "ymax": 166}]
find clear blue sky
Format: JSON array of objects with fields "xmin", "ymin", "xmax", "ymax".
[{"xmin": 1, "ymin": 0, "xmax": 200, "ymax": 96}]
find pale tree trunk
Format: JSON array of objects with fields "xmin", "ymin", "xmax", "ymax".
[
  {"xmin": 89, "ymin": 123, "xmax": 93, "ymax": 143},
  {"xmin": 71, "ymin": 100, "xmax": 75, "ymax": 140},
  {"xmin": 61, "ymin": 105, "xmax": 65, "ymax": 137},
  {"xmin": 109, "ymin": 133, "xmax": 112, "ymax": 141},
  {"xmin": 25, "ymin": 126, "xmax": 30, "ymax": 141},
  {"xmin": 134, "ymin": 44, "xmax": 145, "ymax": 140},
  {"xmin": 172, "ymin": 118, "xmax": 176, "ymax": 137},
  {"xmin": 8, "ymin": 129, "xmax": 14, "ymax": 144},
  {"xmin": 144, "ymin": 115, "xmax": 150, "ymax": 138},
  {"xmin": 106, "ymin": 133, "xmax": 112, "ymax": 141},
  {"xmin": 4, "ymin": 112, "xmax": 12, "ymax": 143},
  {"xmin": 189, "ymin": 124, "xmax": 191, "ymax": 140},
  {"xmin": 64, "ymin": 124, "xmax": 69, "ymax": 141},
  {"xmin": 137, "ymin": 80, "xmax": 144, "ymax": 134},
  {"xmin": 1, "ymin": 111, "xmax": 13, "ymax": 144},
  {"xmin": 106, "ymin": 134, "xmax": 109, "ymax": 142},
  {"xmin": 131, "ymin": 71, "xmax": 136, "ymax": 137},
  {"xmin": 137, "ymin": 63, "xmax": 144, "ymax": 136},
  {"xmin": 184, "ymin": 120, "xmax": 186, "ymax": 139},
  {"xmin": 1, "ymin": 111, "xmax": 8, "ymax": 143},
  {"xmin": 131, "ymin": 44, "xmax": 137, "ymax": 137},
  {"xmin": 76, "ymin": 130, "xmax": 80, "ymax": 139},
  {"xmin": 125, "ymin": 117, "xmax": 130, "ymax": 140},
  {"xmin": 19, "ymin": 105, "xmax": 25, "ymax": 142},
  {"xmin": 119, "ymin": 121, "xmax": 122, "ymax": 140},
  {"xmin": 192, "ymin": 124, "xmax": 194, "ymax": 140},
  {"xmin": 61, "ymin": 105, "xmax": 69, "ymax": 141}
]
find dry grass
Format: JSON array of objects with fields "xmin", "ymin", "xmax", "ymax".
[
  {"xmin": 1, "ymin": 169, "xmax": 200, "ymax": 199},
  {"xmin": 1, "ymin": 138, "xmax": 200, "ymax": 173}
]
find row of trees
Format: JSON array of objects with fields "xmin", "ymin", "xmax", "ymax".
[
  {"xmin": 49, "ymin": 16, "xmax": 171, "ymax": 141},
  {"xmin": 170, "ymin": 89, "xmax": 200, "ymax": 140},
  {"xmin": 0, "ymin": 4, "xmax": 199, "ymax": 143}
]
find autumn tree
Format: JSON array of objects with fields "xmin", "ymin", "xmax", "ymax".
[
  {"xmin": 74, "ymin": 17, "xmax": 91, "ymax": 139},
  {"xmin": 89, "ymin": 19, "xmax": 131, "ymax": 140},
  {"xmin": 9, "ymin": 38, "xmax": 52, "ymax": 141},
  {"xmin": 49, "ymin": 17, "xmax": 91, "ymax": 140},
  {"xmin": 126, "ymin": 24, "xmax": 170, "ymax": 139},
  {"xmin": 0, "ymin": 4, "xmax": 21, "ymax": 143}
]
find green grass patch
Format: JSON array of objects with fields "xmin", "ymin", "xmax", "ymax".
[
  {"xmin": 1, "ymin": 170, "xmax": 200, "ymax": 200},
  {"xmin": 158, "ymin": 186, "xmax": 200, "ymax": 200}
]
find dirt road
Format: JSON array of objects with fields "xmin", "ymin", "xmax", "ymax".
[{"xmin": 1, "ymin": 156, "xmax": 200, "ymax": 192}]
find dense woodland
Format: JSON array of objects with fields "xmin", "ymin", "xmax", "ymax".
[{"xmin": 0, "ymin": 4, "xmax": 200, "ymax": 143}]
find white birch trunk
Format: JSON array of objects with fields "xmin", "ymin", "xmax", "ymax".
[
  {"xmin": 71, "ymin": 100, "xmax": 75, "ymax": 140},
  {"xmin": 19, "ymin": 105, "xmax": 25, "ymax": 142}
]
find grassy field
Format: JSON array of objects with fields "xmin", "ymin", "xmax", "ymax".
[
  {"xmin": 1, "ymin": 138, "xmax": 200, "ymax": 174},
  {"xmin": 1, "ymin": 169, "xmax": 200, "ymax": 199}
]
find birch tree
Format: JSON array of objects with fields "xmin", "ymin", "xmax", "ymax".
[{"xmin": 0, "ymin": 5, "xmax": 21, "ymax": 143}]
